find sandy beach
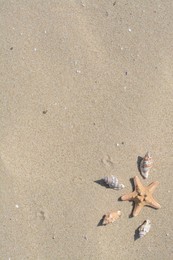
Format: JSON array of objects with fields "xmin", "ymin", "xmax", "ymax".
[{"xmin": 1, "ymin": 0, "xmax": 173, "ymax": 259}]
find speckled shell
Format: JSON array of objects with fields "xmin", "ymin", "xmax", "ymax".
[
  {"xmin": 102, "ymin": 210, "xmax": 121, "ymax": 225},
  {"xmin": 140, "ymin": 152, "xmax": 153, "ymax": 179},
  {"xmin": 103, "ymin": 176, "xmax": 125, "ymax": 190},
  {"xmin": 138, "ymin": 219, "xmax": 151, "ymax": 238}
]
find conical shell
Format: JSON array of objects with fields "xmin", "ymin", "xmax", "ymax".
[
  {"xmin": 140, "ymin": 152, "xmax": 153, "ymax": 178},
  {"xmin": 103, "ymin": 176, "xmax": 125, "ymax": 190},
  {"xmin": 138, "ymin": 219, "xmax": 151, "ymax": 238},
  {"xmin": 102, "ymin": 210, "xmax": 121, "ymax": 225}
]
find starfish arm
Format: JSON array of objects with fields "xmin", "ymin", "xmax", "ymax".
[
  {"xmin": 133, "ymin": 203, "xmax": 144, "ymax": 217},
  {"xmin": 147, "ymin": 181, "xmax": 159, "ymax": 193},
  {"xmin": 121, "ymin": 191, "xmax": 136, "ymax": 201},
  {"xmin": 146, "ymin": 196, "xmax": 161, "ymax": 209},
  {"xmin": 134, "ymin": 176, "xmax": 145, "ymax": 192}
]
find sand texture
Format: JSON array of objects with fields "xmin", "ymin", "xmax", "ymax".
[{"xmin": 1, "ymin": 0, "xmax": 173, "ymax": 259}]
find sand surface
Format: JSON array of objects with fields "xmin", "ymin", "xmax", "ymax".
[{"xmin": 1, "ymin": 1, "xmax": 173, "ymax": 259}]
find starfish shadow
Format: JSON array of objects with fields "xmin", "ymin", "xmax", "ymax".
[
  {"xmin": 97, "ymin": 215, "xmax": 105, "ymax": 227},
  {"xmin": 128, "ymin": 205, "xmax": 135, "ymax": 218},
  {"xmin": 129, "ymin": 177, "xmax": 137, "ymax": 218},
  {"xmin": 94, "ymin": 179, "xmax": 109, "ymax": 189},
  {"xmin": 129, "ymin": 177, "xmax": 135, "ymax": 189},
  {"xmin": 118, "ymin": 177, "xmax": 135, "ymax": 218}
]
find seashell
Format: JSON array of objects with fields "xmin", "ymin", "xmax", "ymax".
[
  {"xmin": 140, "ymin": 152, "xmax": 153, "ymax": 179},
  {"xmin": 138, "ymin": 219, "xmax": 151, "ymax": 238},
  {"xmin": 103, "ymin": 175, "xmax": 125, "ymax": 190},
  {"xmin": 102, "ymin": 210, "xmax": 121, "ymax": 225}
]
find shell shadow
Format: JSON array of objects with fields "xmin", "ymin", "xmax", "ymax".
[
  {"xmin": 94, "ymin": 179, "xmax": 109, "ymax": 189},
  {"xmin": 134, "ymin": 227, "xmax": 140, "ymax": 241},
  {"xmin": 137, "ymin": 156, "xmax": 143, "ymax": 177}
]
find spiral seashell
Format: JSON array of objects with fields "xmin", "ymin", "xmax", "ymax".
[
  {"xmin": 103, "ymin": 175, "xmax": 125, "ymax": 190},
  {"xmin": 140, "ymin": 152, "xmax": 153, "ymax": 179},
  {"xmin": 102, "ymin": 210, "xmax": 121, "ymax": 225},
  {"xmin": 138, "ymin": 219, "xmax": 151, "ymax": 238}
]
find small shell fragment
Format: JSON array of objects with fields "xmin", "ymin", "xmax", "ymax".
[
  {"xmin": 102, "ymin": 210, "xmax": 121, "ymax": 225},
  {"xmin": 138, "ymin": 219, "xmax": 151, "ymax": 238},
  {"xmin": 140, "ymin": 152, "xmax": 153, "ymax": 179},
  {"xmin": 103, "ymin": 175, "xmax": 125, "ymax": 190}
]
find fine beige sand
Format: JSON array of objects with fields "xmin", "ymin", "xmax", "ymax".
[{"xmin": 1, "ymin": 1, "xmax": 173, "ymax": 259}]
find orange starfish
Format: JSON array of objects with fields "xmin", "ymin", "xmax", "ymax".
[{"xmin": 121, "ymin": 176, "xmax": 161, "ymax": 217}]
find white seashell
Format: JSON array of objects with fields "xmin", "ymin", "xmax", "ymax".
[
  {"xmin": 102, "ymin": 210, "xmax": 121, "ymax": 225},
  {"xmin": 140, "ymin": 152, "xmax": 153, "ymax": 179},
  {"xmin": 103, "ymin": 175, "xmax": 125, "ymax": 190},
  {"xmin": 138, "ymin": 219, "xmax": 151, "ymax": 238}
]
